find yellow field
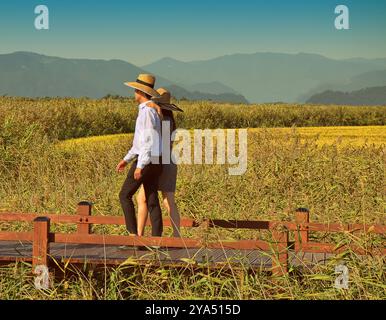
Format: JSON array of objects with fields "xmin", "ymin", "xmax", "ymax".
[
  {"xmin": 263, "ymin": 126, "xmax": 386, "ymax": 147},
  {"xmin": 57, "ymin": 126, "xmax": 386, "ymax": 150}
]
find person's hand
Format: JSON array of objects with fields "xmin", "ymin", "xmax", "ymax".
[
  {"xmin": 134, "ymin": 168, "xmax": 142, "ymax": 180},
  {"xmin": 116, "ymin": 160, "xmax": 128, "ymax": 173}
]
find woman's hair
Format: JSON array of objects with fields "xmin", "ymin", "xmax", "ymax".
[
  {"xmin": 161, "ymin": 108, "xmax": 176, "ymax": 132},
  {"xmin": 146, "ymin": 102, "xmax": 177, "ymax": 132}
]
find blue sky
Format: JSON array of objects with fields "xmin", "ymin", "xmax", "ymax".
[{"xmin": 0, "ymin": 0, "xmax": 385, "ymax": 65}]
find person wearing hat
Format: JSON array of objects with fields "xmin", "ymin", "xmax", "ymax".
[
  {"xmin": 136, "ymin": 88, "xmax": 183, "ymax": 238},
  {"xmin": 116, "ymin": 74, "xmax": 164, "ymax": 238}
]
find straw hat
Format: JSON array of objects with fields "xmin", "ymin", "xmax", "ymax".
[
  {"xmin": 152, "ymin": 88, "xmax": 184, "ymax": 112},
  {"xmin": 124, "ymin": 74, "xmax": 161, "ymax": 98}
]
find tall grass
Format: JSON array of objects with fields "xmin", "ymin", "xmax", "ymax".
[
  {"xmin": 0, "ymin": 98, "xmax": 385, "ymax": 300},
  {"xmin": 0, "ymin": 97, "xmax": 385, "ymax": 141},
  {"xmin": 1, "ymin": 252, "xmax": 384, "ymax": 300},
  {"xmin": 1, "ymin": 128, "xmax": 384, "ymax": 226}
]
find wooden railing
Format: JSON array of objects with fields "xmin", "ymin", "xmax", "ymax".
[{"xmin": 0, "ymin": 202, "xmax": 385, "ymax": 276}]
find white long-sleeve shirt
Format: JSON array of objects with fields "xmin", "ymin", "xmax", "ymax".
[{"xmin": 123, "ymin": 101, "xmax": 162, "ymax": 169}]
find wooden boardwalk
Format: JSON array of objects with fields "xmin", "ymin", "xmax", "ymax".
[
  {"xmin": 0, "ymin": 203, "xmax": 385, "ymax": 275},
  {"xmin": 0, "ymin": 240, "xmax": 333, "ymax": 269}
]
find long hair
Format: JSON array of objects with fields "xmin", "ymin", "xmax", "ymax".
[{"xmin": 161, "ymin": 109, "xmax": 177, "ymax": 132}]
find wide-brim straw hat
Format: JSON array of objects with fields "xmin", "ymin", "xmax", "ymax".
[
  {"xmin": 152, "ymin": 88, "xmax": 184, "ymax": 112},
  {"xmin": 124, "ymin": 74, "xmax": 161, "ymax": 98}
]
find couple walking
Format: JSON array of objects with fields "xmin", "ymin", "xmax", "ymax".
[{"xmin": 116, "ymin": 74, "xmax": 183, "ymax": 239}]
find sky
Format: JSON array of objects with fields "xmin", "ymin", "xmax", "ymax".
[{"xmin": 0, "ymin": 0, "xmax": 385, "ymax": 65}]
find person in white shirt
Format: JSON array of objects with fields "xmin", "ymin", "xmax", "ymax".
[
  {"xmin": 116, "ymin": 74, "xmax": 164, "ymax": 237},
  {"xmin": 136, "ymin": 88, "xmax": 184, "ymax": 238}
]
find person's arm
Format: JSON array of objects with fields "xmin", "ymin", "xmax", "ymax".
[
  {"xmin": 137, "ymin": 109, "xmax": 158, "ymax": 169},
  {"xmin": 123, "ymin": 146, "xmax": 136, "ymax": 164},
  {"xmin": 147, "ymin": 101, "xmax": 163, "ymax": 119},
  {"xmin": 116, "ymin": 144, "xmax": 136, "ymax": 173}
]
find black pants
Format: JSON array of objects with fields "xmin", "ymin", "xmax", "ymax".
[{"xmin": 119, "ymin": 159, "xmax": 163, "ymax": 237}]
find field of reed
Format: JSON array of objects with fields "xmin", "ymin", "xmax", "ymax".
[{"xmin": 0, "ymin": 98, "xmax": 385, "ymax": 300}]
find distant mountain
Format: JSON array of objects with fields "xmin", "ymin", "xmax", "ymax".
[
  {"xmin": 0, "ymin": 51, "xmax": 167, "ymax": 97},
  {"xmin": 2, "ymin": 51, "xmax": 386, "ymax": 104},
  {"xmin": 342, "ymin": 58, "xmax": 386, "ymax": 69},
  {"xmin": 345, "ymin": 70, "xmax": 386, "ymax": 91},
  {"xmin": 144, "ymin": 53, "xmax": 386, "ymax": 103},
  {"xmin": 306, "ymin": 86, "xmax": 386, "ymax": 106},
  {"xmin": 164, "ymin": 85, "xmax": 249, "ymax": 104},
  {"xmin": 187, "ymin": 81, "xmax": 239, "ymax": 95},
  {"xmin": 299, "ymin": 69, "xmax": 386, "ymax": 102},
  {"xmin": 0, "ymin": 52, "xmax": 248, "ymax": 103}
]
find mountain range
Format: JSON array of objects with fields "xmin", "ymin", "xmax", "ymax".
[
  {"xmin": 143, "ymin": 54, "xmax": 386, "ymax": 103},
  {"xmin": 0, "ymin": 52, "xmax": 248, "ymax": 103},
  {"xmin": 1, "ymin": 51, "xmax": 386, "ymax": 104},
  {"xmin": 307, "ymin": 86, "xmax": 386, "ymax": 105}
]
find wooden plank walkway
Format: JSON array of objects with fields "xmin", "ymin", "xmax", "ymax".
[
  {"xmin": 0, "ymin": 204, "xmax": 384, "ymax": 275},
  {"xmin": 0, "ymin": 240, "xmax": 332, "ymax": 269}
]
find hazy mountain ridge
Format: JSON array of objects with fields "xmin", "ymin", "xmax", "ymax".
[
  {"xmin": 164, "ymin": 85, "xmax": 249, "ymax": 104},
  {"xmin": 306, "ymin": 86, "xmax": 386, "ymax": 106},
  {"xmin": 299, "ymin": 69, "xmax": 386, "ymax": 102},
  {"xmin": 187, "ymin": 81, "xmax": 238, "ymax": 95},
  {"xmin": 1, "ymin": 51, "xmax": 386, "ymax": 104},
  {"xmin": 144, "ymin": 52, "xmax": 386, "ymax": 103},
  {"xmin": 0, "ymin": 52, "xmax": 248, "ymax": 103}
]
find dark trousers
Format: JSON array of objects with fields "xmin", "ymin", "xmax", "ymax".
[{"xmin": 119, "ymin": 159, "xmax": 163, "ymax": 237}]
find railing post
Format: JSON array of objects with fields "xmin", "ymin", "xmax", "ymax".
[
  {"xmin": 33, "ymin": 217, "xmax": 50, "ymax": 268},
  {"xmin": 271, "ymin": 225, "xmax": 289, "ymax": 276},
  {"xmin": 77, "ymin": 201, "xmax": 92, "ymax": 235},
  {"xmin": 295, "ymin": 208, "xmax": 310, "ymax": 250}
]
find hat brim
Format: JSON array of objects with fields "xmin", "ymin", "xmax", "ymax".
[
  {"xmin": 124, "ymin": 82, "xmax": 161, "ymax": 98},
  {"xmin": 158, "ymin": 102, "xmax": 184, "ymax": 113}
]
